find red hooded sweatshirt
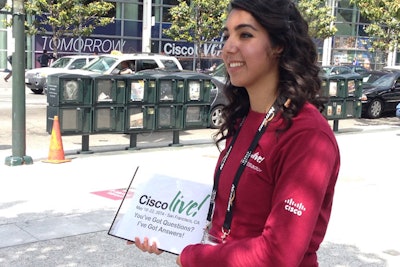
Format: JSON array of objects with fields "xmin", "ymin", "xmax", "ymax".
[{"xmin": 180, "ymin": 103, "xmax": 340, "ymax": 267}]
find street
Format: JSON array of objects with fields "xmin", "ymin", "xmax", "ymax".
[
  {"xmin": 1, "ymin": 77, "xmax": 400, "ymax": 266},
  {"xmin": 1, "ymin": 77, "xmax": 400, "ymax": 159},
  {"xmin": 0, "ymin": 78, "xmax": 218, "ymax": 160}
]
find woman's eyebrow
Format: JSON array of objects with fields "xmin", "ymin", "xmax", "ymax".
[{"xmin": 222, "ymin": 24, "xmax": 258, "ymax": 32}]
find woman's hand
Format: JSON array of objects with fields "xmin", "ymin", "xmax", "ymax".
[
  {"xmin": 127, "ymin": 237, "xmax": 163, "ymax": 255},
  {"xmin": 128, "ymin": 238, "xmax": 183, "ymax": 266},
  {"xmin": 176, "ymin": 255, "xmax": 182, "ymax": 266}
]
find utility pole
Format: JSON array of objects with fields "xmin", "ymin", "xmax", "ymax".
[
  {"xmin": 5, "ymin": 0, "xmax": 32, "ymax": 166},
  {"xmin": 142, "ymin": 0, "xmax": 151, "ymax": 53},
  {"xmin": 322, "ymin": 0, "xmax": 336, "ymax": 65}
]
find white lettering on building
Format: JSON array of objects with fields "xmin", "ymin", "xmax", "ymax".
[
  {"xmin": 163, "ymin": 36, "xmax": 223, "ymax": 57},
  {"xmin": 41, "ymin": 36, "xmax": 126, "ymax": 54}
]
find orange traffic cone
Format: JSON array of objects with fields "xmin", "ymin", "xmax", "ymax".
[{"xmin": 43, "ymin": 115, "xmax": 71, "ymax": 163}]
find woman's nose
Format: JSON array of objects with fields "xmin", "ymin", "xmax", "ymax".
[{"xmin": 222, "ymin": 39, "xmax": 237, "ymax": 55}]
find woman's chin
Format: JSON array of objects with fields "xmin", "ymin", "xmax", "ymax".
[{"xmin": 230, "ymin": 79, "xmax": 245, "ymax": 88}]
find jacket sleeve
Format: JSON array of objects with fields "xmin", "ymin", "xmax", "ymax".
[{"xmin": 180, "ymin": 129, "xmax": 340, "ymax": 267}]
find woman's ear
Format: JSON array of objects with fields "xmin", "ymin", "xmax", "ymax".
[{"xmin": 273, "ymin": 46, "xmax": 284, "ymax": 56}]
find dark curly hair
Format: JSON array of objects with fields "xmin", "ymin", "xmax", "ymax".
[{"xmin": 215, "ymin": 0, "xmax": 325, "ymax": 148}]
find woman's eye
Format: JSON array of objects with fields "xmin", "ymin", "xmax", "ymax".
[
  {"xmin": 240, "ymin": 32, "xmax": 253, "ymax": 39},
  {"xmin": 222, "ymin": 34, "xmax": 229, "ymax": 42}
]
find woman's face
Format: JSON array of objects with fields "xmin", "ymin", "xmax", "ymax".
[{"xmin": 222, "ymin": 9, "xmax": 280, "ymax": 90}]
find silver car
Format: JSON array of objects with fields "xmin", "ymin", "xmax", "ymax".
[{"xmin": 25, "ymin": 55, "xmax": 97, "ymax": 94}]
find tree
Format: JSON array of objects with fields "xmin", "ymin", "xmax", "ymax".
[
  {"xmin": 24, "ymin": 0, "xmax": 114, "ymax": 57},
  {"xmin": 164, "ymin": 0, "xmax": 336, "ymax": 70},
  {"xmin": 350, "ymin": 0, "xmax": 400, "ymax": 64},
  {"xmin": 163, "ymin": 0, "xmax": 230, "ymax": 70},
  {"xmin": 297, "ymin": 0, "xmax": 337, "ymax": 40}
]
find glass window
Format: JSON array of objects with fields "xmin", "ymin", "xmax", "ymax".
[
  {"xmin": 337, "ymin": 0, "xmax": 357, "ymax": 9},
  {"xmin": 137, "ymin": 60, "xmax": 158, "ymax": 71},
  {"xmin": 151, "ymin": 23, "xmax": 161, "ymax": 38},
  {"xmin": 84, "ymin": 56, "xmax": 118, "ymax": 73},
  {"xmin": 337, "ymin": 8, "xmax": 358, "ymax": 23},
  {"xmin": 51, "ymin": 57, "xmax": 72, "ymax": 68},
  {"xmin": 124, "ymin": 20, "xmax": 142, "ymax": 36},
  {"xmin": 358, "ymin": 24, "xmax": 369, "ymax": 37},
  {"xmin": 151, "ymin": 40, "xmax": 160, "ymax": 53},
  {"xmin": 69, "ymin": 58, "xmax": 88, "ymax": 69},
  {"xmin": 93, "ymin": 20, "xmax": 122, "ymax": 35},
  {"xmin": 153, "ymin": 4, "xmax": 162, "ymax": 22},
  {"xmin": 161, "ymin": 59, "xmax": 180, "ymax": 70},
  {"xmin": 162, "ymin": 0, "xmax": 180, "ymax": 6},
  {"xmin": 335, "ymin": 22, "xmax": 358, "ymax": 36},
  {"xmin": 162, "ymin": 6, "xmax": 173, "ymax": 22},
  {"xmin": 334, "ymin": 36, "xmax": 356, "ymax": 49},
  {"xmin": 124, "ymin": 3, "xmax": 142, "ymax": 20}
]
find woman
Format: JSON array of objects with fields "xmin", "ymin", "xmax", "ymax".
[{"xmin": 135, "ymin": 0, "xmax": 340, "ymax": 266}]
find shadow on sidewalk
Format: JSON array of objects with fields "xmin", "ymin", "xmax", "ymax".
[{"xmin": 319, "ymin": 241, "xmax": 389, "ymax": 267}]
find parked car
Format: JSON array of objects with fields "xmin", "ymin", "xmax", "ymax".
[
  {"xmin": 396, "ymin": 103, "xmax": 400, "ymax": 118},
  {"xmin": 343, "ymin": 65, "xmax": 370, "ymax": 77},
  {"xmin": 209, "ymin": 77, "xmax": 228, "ymax": 129},
  {"xmin": 362, "ymin": 70, "xmax": 389, "ymax": 87},
  {"xmin": 30, "ymin": 53, "xmax": 184, "ymax": 95},
  {"xmin": 25, "ymin": 55, "xmax": 97, "ymax": 94},
  {"xmin": 77, "ymin": 53, "xmax": 183, "ymax": 75},
  {"xmin": 320, "ymin": 65, "xmax": 361, "ymax": 78},
  {"xmin": 361, "ymin": 71, "xmax": 400, "ymax": 118},
  {"xmin": 383, "ymin": 65, "xmax": 400, "ymax": 71},
  {"xmin": 209, "ymin": 63, "xmax": 226, "ymax": 83}
]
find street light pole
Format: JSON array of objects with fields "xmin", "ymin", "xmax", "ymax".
[
  {"xmin": 142, "ymin": 0, "xmax": 151, "ymax": 53},
  {"xmin": 5, "ymin": 0, "xmax": 32, "ymax": 166},
  {"xmin": 322, "ymin": 0, "xmax": 336, "ymax": 65}
]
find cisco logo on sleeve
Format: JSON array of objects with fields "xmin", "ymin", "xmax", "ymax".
[{"xmin": 284, "ymin": 198, "xmax": 306, "ymax": 217}]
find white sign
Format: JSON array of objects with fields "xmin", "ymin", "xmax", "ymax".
[{"xmin": 108, "ymin": 166, "xmax": 213, "ymax": 255}]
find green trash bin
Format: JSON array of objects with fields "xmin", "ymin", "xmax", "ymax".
[
  {"xmin": 323, "ymin": 98, "xmax": 346, "ymax": 120},
  {"xmin": 92, "ymin": 105, "xmax": 125, "ymax": 133},
  {"xmin": 183, "ymin": 104, "xmax": 210, "ymax": 129},
  {"xmin": 156, "ymin": 104, "xmax": 184, "ymax": 130},
  {"xmin": 177, "ymin": 72, "xmax": 212, "ymax": 103},
  {"xmin": 345, "ymin": 75, "xmax": 363, "ymax": 98},
  {"xmin": 325, "ymin": 75, "xmax": 347, "ymax": 98},
  {"xmin": 147, "ymin": 70, "xmax": 185, "ymax": 103},
  {"xmin": 47, "ymin": 72, "xmax": 95, "ymax": 106},
  {"xmin": 93, "ymin": 74, "xmax": 127, "ymax": 105},
  {"xmin": 344, "ymin": 98, "xmax": 362, "ymax": 118},
  {"xmin": 46, "ymin": 105, "xmax": 92, "ymax": 135},
  {"xmin": 125, "ymin": 104, "xmax": 156, "ymax": 132},
  {"xmin": 126, "ymin": 73, "xmax": 157, "ymax": 104}
]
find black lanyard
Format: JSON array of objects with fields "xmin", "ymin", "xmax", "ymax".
[{"xmin": 206, "ymin": 106, "xmax": 276, "ymax": 241}]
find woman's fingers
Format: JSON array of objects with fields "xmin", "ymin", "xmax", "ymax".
[
  {"xmin": 132, "ymin": 237, "xmax": 163, "ymax": 255},
  {"xmin": 150, "ymin": 241, "xmax": 163, "ymax": 255},
  {"xmin": 176, "ymin": 255, "xmax": 182, "ymax": 266}
]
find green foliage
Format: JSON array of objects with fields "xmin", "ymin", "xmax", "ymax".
[
  {"xmin": 351, "ymin": 0, "xmax": 400, "ymax": 52},
  {"xmin": 297, "ymin": 0, "xmax": 337, "ymax": 40},
  {"xmin": 164, "ymin": 0, "xmax": 336, "ymax": 52},
  {"xmin": 164, "ymin": 0, "xmax": 228, "ymax": 44},
  {"xmin": 24, "ymin": 0, "xmax": 114, "ymax": 55},
  {"xmin": 163, "ymin": 0, "xmax": 229, "ymax": 66}
]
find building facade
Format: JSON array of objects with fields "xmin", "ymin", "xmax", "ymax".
[
  {"xmin": 0, "ymin": 0, "xmax": 398, "ymax": 71},
  {"xmin": 329, "ymin": 0, "xmax": 394, "ymax": 70}
]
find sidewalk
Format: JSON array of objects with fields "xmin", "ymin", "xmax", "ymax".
[
  {"xmin": 1, "ymin": 128, "xmax": 400, "ymax": 266},
  {"xmin": 0, "ymin": 144, "xmax": 220, "ymax": 267}
]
